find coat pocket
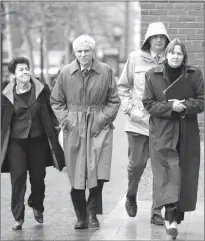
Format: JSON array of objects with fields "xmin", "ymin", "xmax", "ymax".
[
  {"xmin": 62, "ymin": 112, "xmax": 76, "ymax": 132},
  {"xmin": 90, "ymin": 111, "xmax": 107, "ymax": 137},
  {"xmin": 129, "ymin": 102, "xmax": 149, "ymax": 129}
]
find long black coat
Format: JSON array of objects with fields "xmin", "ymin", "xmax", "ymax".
[
  {"xmin": 142, "ymin": 64, "xmax": 204, "ymax": 212},
  {"xmin": 1, "ymin": 77, "xmax": 65, "ymax": 173}
]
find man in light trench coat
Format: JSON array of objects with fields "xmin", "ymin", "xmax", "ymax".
[
  {"xmin": 117, "ymin": 22, "xmax": 170, "ymax": 225},
  {"xmin": 50, "ymin": 35, "xmax": 121, "ymax": 230}
]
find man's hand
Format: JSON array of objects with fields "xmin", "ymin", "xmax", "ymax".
[{"xmin": 168, "ymin": 99, "xmax": 187, "ymax": 113}]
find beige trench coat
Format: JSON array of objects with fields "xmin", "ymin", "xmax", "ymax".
[
  {"xmin": 117, "ymin": 50, "xmax": 163, "ymax": 135},
  {"xmin": 50, "ymin": 59, "xmax": 121, "ymax": 189},
  {"xmin": 117, "ymin": 22, "xmax": 170, "ymax": 135}
]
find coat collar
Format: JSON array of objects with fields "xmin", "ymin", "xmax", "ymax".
[
  {"xmin": 153, "ymin": 64, "xmax": 196, "ymax": 84},
  {"xmin": 154, "ymin": 64, "xmax": 196, "ymax": 74},
  {"xmin": 140, "ymin": 50, "xmax": 165, "ymax": 64},
  {"xmin": 69, "ymin": 58, "xmax": 101, "ymax": 74},
  {"xmin": 2, "ymin": 76, "xmax": 44, "ymax": 105}
]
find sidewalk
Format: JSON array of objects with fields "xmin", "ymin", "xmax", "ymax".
[
  {"xmin": 1, "ymin": 110, "xmax": 204, "ymax": 240},
  {"xmin": 1, "ymin": 178, "xmax": 204, "ymax": 241}
]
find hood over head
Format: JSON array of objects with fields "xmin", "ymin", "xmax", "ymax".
[{"xmin": 141, "ymin": 22, "xmax": 170, "ymax": 51}]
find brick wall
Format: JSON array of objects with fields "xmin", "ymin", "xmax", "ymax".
[{"xmin": 140, "ymin": 0, "xmax": 204, "ymax": 140}]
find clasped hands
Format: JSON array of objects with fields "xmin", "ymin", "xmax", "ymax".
[{"xmin": 168, "ymin": 99, "xmax": 187, "ymax": 113}]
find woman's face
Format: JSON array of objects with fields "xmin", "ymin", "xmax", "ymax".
[
  {"xmin": 14, "ymin": 63, "xmax": 30, "ymax": 83},
  {"xmin": 166, "ymin": 45, "xmax": 184, "ymax": 68}
]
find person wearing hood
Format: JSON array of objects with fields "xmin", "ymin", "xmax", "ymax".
[
  {"xmin": 117, "ymin": 22, "xmax": 170, "ymax": 225},
  {"xmin": 50, "ymin": 35, "xmax": 121, "ymax": 230},
  {"xmin": 1, "ymin": 57, "xmax": 65, "ymax": 230}
]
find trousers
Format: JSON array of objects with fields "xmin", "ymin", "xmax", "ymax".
[
  {"xmin": 165, "ymin": 202, "xmax": 184, "ymax": 224},
  {"xmin": 7, "ymin": 135, "xmax": 49, "ymax": 221},
  {"xmin": 70, "ymin": 180, "xmax": 104, "ymax": 219},
  {"xmin": 126, "ymin": 133, "xmax": 162, "ymax": 217}
]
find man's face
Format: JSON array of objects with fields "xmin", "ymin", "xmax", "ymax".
[
  {"xmin": 149, "ymin": 34, "xmax": 167, "ymax": 53},
  {"xmin": 74, "ymin": 43, "xmax": 94, "ymax": 68},
  {"xmin": 14, "ymin": 63, "xmax": 30, "ymax": 83}
]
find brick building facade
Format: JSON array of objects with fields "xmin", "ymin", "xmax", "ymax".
[{"xmin": 140, "ymin": 0, "xmax": 204, "ymax": 140}]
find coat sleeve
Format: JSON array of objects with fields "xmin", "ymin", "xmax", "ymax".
[
  {"xmin": 183, "ymin": 68, "xmax": 204, "ymax": 116},
  {"xmin": 142, "ymin": 72, "xmax": 174, "ymax": 118},
  {"xmin": 1, "ymin": 95, "xmax": 6, "ymax": 126},
  {"xmin": 50, "ymin": 70, "xmax": 68, "ymax": 127},
  {"xmin": 43, "ymin": 84, "xmax": 61, "ymax": 133},
  {"xmin": 117, "ymin": 55, "xmax": 134, "ymax": 114},
  {"xmin": 102, "ymin": 68, "xmax": 121, "ymax": 123}
]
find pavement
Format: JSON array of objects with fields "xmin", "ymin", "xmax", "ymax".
[{"xmin": 1, "ymin": 110, "xmax": 204, "ymax": 240}]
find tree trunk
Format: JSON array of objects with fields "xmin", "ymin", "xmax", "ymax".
[
  {"xmin": 64, "ymin": 24, "xmax": 70, "ymax": 65},
  {"xmin": 4, "ymin": 2, "xmax": 14, "ymax": 60},
  {"xmin": 43, "ymin": 25, "xmax": 50, "ymax": 87},
  {"xmin": 25, "ymin": 29, "xmax": 35, "ymax": 76}
]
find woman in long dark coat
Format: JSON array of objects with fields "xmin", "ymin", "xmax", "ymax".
[
  {"xmin": 1, "ymin": 57, "xmax": 65, "ymax": 230},
  {"xmin": 142, "ymin": 39, "xmax": 204, "ymax": 239}
]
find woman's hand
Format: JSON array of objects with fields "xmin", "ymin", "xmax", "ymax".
[{"xmin": 169, "ymin": 99, "xmax": 187, "ymax": 113}]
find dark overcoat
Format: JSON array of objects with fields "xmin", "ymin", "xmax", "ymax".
[
  {"xmin": 1, "ymin": 77, "xmax": 65, "ymax": 173},
  {"xmin": 142, "ymin": 64, "xmax": 204, "ymax": 212}
]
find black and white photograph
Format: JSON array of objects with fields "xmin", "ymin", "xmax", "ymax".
[{"xmin": 1, "ymin": 0, "xmax": 204, "ymax": 240}]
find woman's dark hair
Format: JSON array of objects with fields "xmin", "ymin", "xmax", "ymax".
[
  {"xmin": 165, "ymin": 38, "xmax": 188, "ymax": 65},
  {"xmin": 8, "ymin": 57, "xmax": 30, "ymax": 74}
]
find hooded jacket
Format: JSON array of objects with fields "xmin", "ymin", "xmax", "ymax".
[{"xmin": 117, "ymin": 22, "xmax": 170, "ymax": 135}]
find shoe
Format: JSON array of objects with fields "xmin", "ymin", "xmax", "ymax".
[
  {"xmin": 74, "ymin": 218, "xmax": 88, "ymax": 229},
  {"xmin": 167, "ymin": 228, "xmax": 178, "ymax": 239},
  {"xmin": 33, "ymin": 208, "xmax": 43, "ymax": 224},
  {"xmin": 12, "ymin": 219, "xmax": 24, "ymax": 231},
  {"xmin": 125, "ymin": 197, "xmax": 137, "ymax": 217},
  {"xmin": 88, "ymin": 214, "xmax": 100, "ymax": 229},
  {"xmin": 165, "ymin": 224, "xmax": 178, "ymax": 239},
  {"xmin": 150, "ymin": 214, "xmax": 164, "ymax": 226}
]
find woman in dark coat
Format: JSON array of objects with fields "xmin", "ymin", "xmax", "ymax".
[
  {"xmin": 1, "ymin": 57, "xmax": 65, "ymax": 230},
  {"xmin": 142, "ymin": 39, "xmax": 204, "ymax": 239}
]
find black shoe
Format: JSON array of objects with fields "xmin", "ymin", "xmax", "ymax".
[
  {"xmin": 125, "ymin": 197, "xmax": 137, "ymax": 217},
  {"xmin": 33, "ymin": 208, "xmax": 43, "ymax": 224},
  {"xmin": 88, "ymin": 214, "xmax": 100, "ymax": 229},
  {"xmin": 150, "ymin": 214, "xmax": 164, "ymax": 226},
  {"xmin": 74, "ymin": 218, "xmax": 88, "ymax": 229},
  {"xmin": 12, "ymin": 219, "xmax": 24, "ymax": 231}
]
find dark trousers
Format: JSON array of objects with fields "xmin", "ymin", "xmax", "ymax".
[
  {"xmin": 70, "ymin": 180, "xmax": 104, "ymax": 220},
  {"xmin": 126, "ymin": 133, "xmax": 162, "ymax": 217},
  {"xmin": 165, "ymin": 203, "xmax": 184, "ymax": 224},
  {"xmin": 7, "ymin": 135, "xmax": 49, "ymax": 221}
]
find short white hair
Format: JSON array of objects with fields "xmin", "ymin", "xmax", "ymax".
[{"xmin": 72, "ymin": 35, "xmax": 96, "ymax": 51}]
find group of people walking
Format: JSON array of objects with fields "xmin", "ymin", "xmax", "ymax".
[{"xmin": 1, "ymin": 22, "xmax": 204, "ymax": 239}]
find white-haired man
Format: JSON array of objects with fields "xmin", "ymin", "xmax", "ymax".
[
  {"xmin": 50, "ymin": 35, "xmax": 121, "ymax": 229},
  {"xmin": 117, "ymin": 22, "xmax": 170, "ymax": 225}
]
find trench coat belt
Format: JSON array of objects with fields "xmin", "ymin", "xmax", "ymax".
[{"xmin": 68, "ymin": 104, "xmax": 105, "ymax": 113}]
